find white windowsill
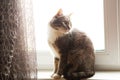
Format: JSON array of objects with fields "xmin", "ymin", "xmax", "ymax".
[{"xmin": 38, "ymin": 71, "xmax": 120, "ymax": 80}]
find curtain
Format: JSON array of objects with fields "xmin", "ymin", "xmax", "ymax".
[{"xmin": 0, "ymin": 0, "xmax": 37, "ymax": 80}]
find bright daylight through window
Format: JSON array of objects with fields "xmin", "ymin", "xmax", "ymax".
[
  {"xmin": 33, "ymin": 0, "xmax": 104, "ymax": 53},
  {"xmin": 32, "ymin": 0, "xmax": 120, "ymax": 71}
]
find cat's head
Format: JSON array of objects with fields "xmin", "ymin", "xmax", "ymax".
[{"xmin": 49, "ymin": 9, "xmax": 72, "ymax": 33}]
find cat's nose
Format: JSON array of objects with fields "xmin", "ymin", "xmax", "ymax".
[
  {"xmin": 65, "ymin": 25, "xmax": 70, "ymax": 30},
  {"xmin": 62, "ymin": 22, "xmax": 70, "ymax": 30}
]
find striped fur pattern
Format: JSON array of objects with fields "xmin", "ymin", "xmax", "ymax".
[{"xmin": 48, "ymin": 9, "xmax": 95, "ymax": 80}]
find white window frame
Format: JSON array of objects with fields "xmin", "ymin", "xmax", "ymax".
[
  {"xmin": 37, "ymin": 0, "xmax": 120, "ymax": 70},
  {"xmin": 95, "ymin": 0, "xmax": 120, "ymax": 70}
]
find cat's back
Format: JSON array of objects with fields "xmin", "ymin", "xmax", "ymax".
[
  {"xmin": 71, "ymin": 28, "xmax": 94, "ymax": 49},
  {"xmin": 55, "ymin": 28, "xmax": 94, "ymax": 53}
]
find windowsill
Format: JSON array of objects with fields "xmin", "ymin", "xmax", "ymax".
[{"xmin": 38, "ymin": 70, "xmax": 120, "ymax": 79}]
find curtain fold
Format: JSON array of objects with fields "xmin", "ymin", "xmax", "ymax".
[{"xmin": 0, "ymin": 0, "xmax": 37, "ymax": 80}]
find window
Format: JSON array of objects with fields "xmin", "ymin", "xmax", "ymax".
[{"xmin": 32, "ymin": 0, "xmax": 120, "ymax": 70}]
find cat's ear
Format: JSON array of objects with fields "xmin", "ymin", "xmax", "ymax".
[
  {"xmin": 68, "ymin": 13, "xmax": 73, "ymax": 18},
  {"xmin": 56, "ymin": 8, "xmax": 63, "ymax": 16}
]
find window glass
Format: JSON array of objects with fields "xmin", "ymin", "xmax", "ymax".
[{"xmin": 33, "ymin": 0, "xmax": 104, "ymax": 52}]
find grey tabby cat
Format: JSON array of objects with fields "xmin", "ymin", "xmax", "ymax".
[{"xmin": 48, "ymin": 9, "xmax": 95, "ymax": 80}]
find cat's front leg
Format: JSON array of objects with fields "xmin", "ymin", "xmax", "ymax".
[
  {"xmin": 52, "ymin": 54, "xmax": 67, "ymax": 79},
  {"xmin": 51, "ymin": 57, "xmax": 59, "ymax": 78}
]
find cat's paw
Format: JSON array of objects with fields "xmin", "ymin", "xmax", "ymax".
[
  {"xmin": 51, "ymin": 73, "xmax": 61, "ymax": 79},
  {"xmin": 51, "ymin": 73, "xmax": 55, "ymax": 78}
]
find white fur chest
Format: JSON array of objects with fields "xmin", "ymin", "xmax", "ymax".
[
  {"xmin": 48, "ymin": 28, "xmax": 59, "ymax": 43},
  {"xmin": 48, "ymin": 26, "xmax": 63, "ymax": 58}
]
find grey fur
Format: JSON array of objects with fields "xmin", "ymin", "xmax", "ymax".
[{"xmin": 48, "ymin": 10, "xmax": 95, "ymax": 80}]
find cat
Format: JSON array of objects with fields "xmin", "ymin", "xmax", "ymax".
[{"xmin": 48, "ymin": 9, "xmax": 95, "ymax": 80}]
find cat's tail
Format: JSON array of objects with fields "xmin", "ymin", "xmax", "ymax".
[{"xmin": 66, "ymin": 71, "xmax": 95, "ymax": 80}]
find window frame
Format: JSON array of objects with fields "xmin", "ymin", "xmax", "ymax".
[
  {"xmin": 95, "ymin": 0, "xmax": 120, "ymax": 70},
  {"xmin": 37, "ymin": 0, "xmax": 120, "ymax": 70}
]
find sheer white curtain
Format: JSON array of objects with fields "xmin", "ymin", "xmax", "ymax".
[{"xmin": 0, "ymin": 0, "xmax": 37, "ymax": 80}]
